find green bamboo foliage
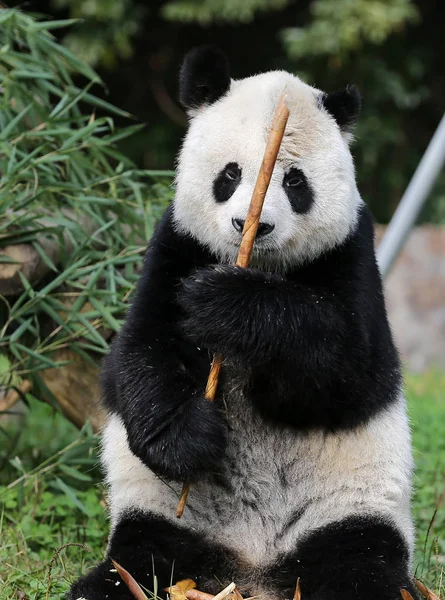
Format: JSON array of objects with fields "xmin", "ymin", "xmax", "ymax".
[
  {"xmin": 162, "ymin": 0, "xmax": 292, "ymax": 24},
  {"xmin": 0, "ymin": 9, "xmax": 173, "ymax": 401}
]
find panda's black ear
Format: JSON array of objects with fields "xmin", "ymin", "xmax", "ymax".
[
  {"xmin": 179, "ymin": 46, "xmax": 230, "ymax": 111},
  {"xmin": 321, "ymin": 85, "xmax": 361, "ymax": 131}
]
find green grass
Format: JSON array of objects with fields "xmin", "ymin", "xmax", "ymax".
[
  {"xmin": 0, "ymin": 372, "xmax": 444, "ymax": 599},
  {"xmin": 0, "ymin": 397, "xmax": 107, "ymax": 598},
  {"xmin": 407, "ymin": 371, "xmax": 445, "ymax": 592}
]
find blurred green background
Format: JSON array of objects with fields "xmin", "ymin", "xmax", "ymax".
[{"xmin": 8, "ymin": 0, "xmax": 445, "ymax": 224}]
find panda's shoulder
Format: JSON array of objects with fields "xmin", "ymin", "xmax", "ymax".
[
  {"xmin": 294, "ymin": 204, "xmax": 380, "ymax": 293},
  {"xmin": 149, "ymin": 203, "xmax": 179, "ymax": 248},
  {"xmin": 332, "ymin": 202, "xmax": 378, "ymax": 269},
  {"xmin": 146, "ymin": 203, "xmax": 215, "ymax": 269},
  {"xmin": 352, "ymin": 202, "xmax": 378, "ymax": 249}
]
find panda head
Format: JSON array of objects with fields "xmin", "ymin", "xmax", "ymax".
[{"xmin": 173, "ymin": 46, "xmax": 362, "ymax": 268}]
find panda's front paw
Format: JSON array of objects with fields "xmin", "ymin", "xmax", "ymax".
[
  {"xmin": 127, "ymin": 395, "xmax": 227, "ymax": 482},
  {"xmin": 179, "ymin": 265, "xmax": 281, "ymax": 362},
  {"xmin": 181, "ymin": 264, "xmax": 249, "ymax": 303},
  {"xmin": 179, "ymin": 265, "xmax": 263, "ymax": 353}
]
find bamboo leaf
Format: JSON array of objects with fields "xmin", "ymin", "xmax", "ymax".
[
  {"xmin": 75, "ymin": 314, "xmax": 109, "ymax": 349},
  {"xmin": 53, "ymin": 477, "xmax": 90, "ymax": 515},
  {"xmin": 10, "ymin": 69, "xmax": 54, "ymax": 80},
  {"xmin": 0, "ymin": 104, "xmax": 32, "ymax": 141},
  {"xmin": 0, "ymin": 255, "xmax": 20, "ymax": 264},
  {"xmin": 38, "ymin": 36, "xmax": 101, "ymax": 83},
  {"xmin": 99, "ymin": 123, "xmax": 146, "ymax": 144},
  {"xmin": 0, "ymin": 10, "xmax": 13, "ymax": 24},
  {"xmin": 9, "ymin": 318, "xmax": 34, "ymax": 343},
  {"xmin": 50, "ymin": 81, "xmax": 96, "ymax": 120},
  {"xmin": 59, "ymin": 464, "xmax": 92, "ymax": 482},
  {"xmin": 28, "ymin": 18, "xmax": 81, "ymax": 31},
  {"xmin": 111, "ymin": 560, "xmax": 148, "ymax": 600},
  {"xmin": 14, "ymin": 344, "xmax": 59, "ymax": 368},
  {"xmin": 32, "ymin": 242, "xmax": 59, "ymax": 273},
  {"xmin": 81, "ymin": 91, "xmax": 133, "ymax": 118},
  {"xmin": 415, "ymin": 580, "xmax": 440, "ymax": 600},
  {"xmin": 88, "ymin": 297, "xmax": 122, "ymax": 331}
]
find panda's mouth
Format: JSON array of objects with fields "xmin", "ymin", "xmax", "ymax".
[{"xmin": 228, "ymin": 237, "xmax": 277, "ymax": 253}]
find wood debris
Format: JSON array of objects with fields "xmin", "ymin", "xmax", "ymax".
[
  {"xmin": 415, "ymin": 579, "xmax": 441, "ymax": 600},
  {"xmin": 112, "ymin": 559, "xmax": 148, "ymax": 600}
]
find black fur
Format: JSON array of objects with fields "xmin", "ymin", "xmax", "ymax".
[
  {"xmin": 179, "ymin": 46, "xmax": 230, "ymax": 110},
  {"xmin": 66, "ymin": 510, "xmax": 238, "ymax": 600},
  {"xmin": 68, "ymin": 512, "xmax": 418, "ymax": 600},
  {"xmin": 213, "ymin": 162, "xmax": 242, "ymax": 203},
  {"xmin": 283, "ymin": 167, "xmax": 314, "ymax": 214},
  {"xmin": 321, "ymin": 85, "xmax": 361, "ymax": 131},
  {"xmin": 267, "ymin": 515, "xmax": 419, "ymax": 600},
  {"xmin": 102, "ymin": 202, "xmax": 400, "ymax": 482}
]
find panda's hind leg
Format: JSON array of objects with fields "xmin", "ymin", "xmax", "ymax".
[
  {"xmin": 268, "ymin": 515, "xmax": 420, "ymax": 600},
  {"xmin": 67, "ymin": 510, "xmax": 237, "ymax": 600}
]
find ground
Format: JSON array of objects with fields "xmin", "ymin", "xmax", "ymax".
[{"xmin": 0, "ymin": 372, "xmax": 444, "ymax": 599}]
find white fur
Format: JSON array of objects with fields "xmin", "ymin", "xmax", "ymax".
[
  {"xmin": 173, "ymin": 71, "xmax": 360, "ymax": 268},
  {"xmin": 102, "ymin": 367, "xmax": 414, "ymax": 574}
]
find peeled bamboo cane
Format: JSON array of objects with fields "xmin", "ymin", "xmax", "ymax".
[{"xmin": 176, "ymin": 90, "xmax": 290, "ymax": 518}]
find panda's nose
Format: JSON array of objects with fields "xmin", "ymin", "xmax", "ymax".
[{"xmin": 232, "ymin": 218, "xmax": 275, "ymax": 237}]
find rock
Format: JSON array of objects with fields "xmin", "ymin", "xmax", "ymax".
[{"xmin": 376, "ymin": 225, "xmax": 445, "ymax": 372}]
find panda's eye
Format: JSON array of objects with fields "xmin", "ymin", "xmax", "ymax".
[
  {"xmin": 213, "ymin": 162, "xmax": 242, "ymax": 203},
  {"xmin": 225, "ymin": 166, "xmax": 241, "ymax": 181},
  {"xmin": 285, "ymin": 176, "xmax": 303, "ymax": 188},
  {"xmin": 283, "ymin": 167, "xmax": 314, "ymax": 214}
]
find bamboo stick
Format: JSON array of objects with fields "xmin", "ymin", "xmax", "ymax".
[
  {"xmin": 186, "ymin": 590, "xmax": 215, "ymax": 600},
  {"xmin": 185, "ymin": 583, "xmax": 238, "ymax": 600},
  {"xmin": 415, "ymin": 579, "xmax": 441, "ymax": 600},
  {"xmin": 213, "ymin": 583, "xmax": 237, "ymax": 600},
  {"xmin": 176, "ymin": 91, "xmax": 290, "ymax": 518},
  {"xmin": 400, "ymin": 590, "xmax": 415, "ymax": 600},
  {"xmin": 293, "ymin": 578, "xmax": 301, "ymax": 600}
]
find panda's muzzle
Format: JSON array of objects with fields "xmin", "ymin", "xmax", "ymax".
[{"xmin": 232, "ymin": 218, "xmax": 275, "ymax": 238}]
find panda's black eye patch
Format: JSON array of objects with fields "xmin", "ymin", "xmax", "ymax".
[
  {"xmin": 283, "ymin": 167, "xmax": 314, "ymax": 214},
  {"xmin": 213, "ymin": 162, "xmax": 241, "ymax": 203}
]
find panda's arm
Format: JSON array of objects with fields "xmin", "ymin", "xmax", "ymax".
[
  {"xmin": 102, "ymin": 207, "xmax": 226, "ymax": 482},
  {"xmin": 179, "ymin": 264, "xmax": 353, "ymax": 366}
]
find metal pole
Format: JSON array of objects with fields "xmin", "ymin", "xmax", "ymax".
[{"xmin": 377, "ymin": 112, "xmax": 445, "ymax": 279}]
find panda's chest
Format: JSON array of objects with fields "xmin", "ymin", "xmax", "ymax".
[
  {"xmin": 185, "ymin": 369, "xmax": 316, "ymax": 564},
  {"xmin": 221, "ymin": 373, "xmax": 300, "ymax": 494}
]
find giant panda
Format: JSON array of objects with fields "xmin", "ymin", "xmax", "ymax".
[{"xmin": 68, "ymin": 46, "xmax": 418, "ymax": 600}]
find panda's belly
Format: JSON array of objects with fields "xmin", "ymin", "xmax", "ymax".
[{"xmin": 101, "ymin": 371, "xmax": 413, "ymax": 570}]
